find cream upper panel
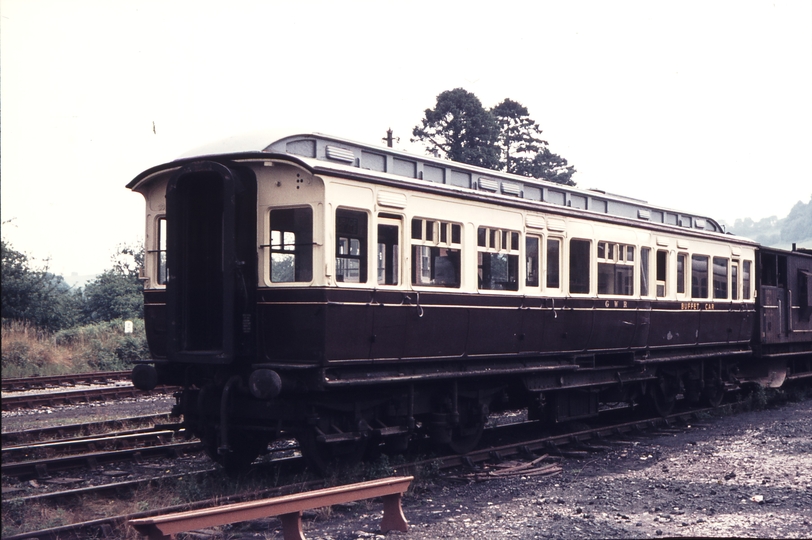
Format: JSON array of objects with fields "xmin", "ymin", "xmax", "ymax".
[
  {"xmin": 255, "ymin": 162, "xmax": 324, "ymax": 208},
  {"xmin": 256, "ymin": 162, "xmax": 326, "ymax": 288}
]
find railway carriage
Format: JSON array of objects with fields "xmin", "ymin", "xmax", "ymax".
[{"xmin": 128, "ymin": 133, "xmax": 811, "ymax": 472}]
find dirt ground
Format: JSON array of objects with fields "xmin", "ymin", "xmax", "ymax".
[
  {"xmin": 3, "ymin": 393, "xmax": 810, "ymax": 539},
  {"xmin": 225, "ymin": 397, "xmax": 812, "ymax": 540},
  {"xmin": 1, "ymin": 393, "xmax": 177, "ymax": 432}
]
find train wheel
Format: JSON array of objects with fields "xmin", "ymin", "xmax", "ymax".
[
  {"xmin": 701, "ymin": 376, "xmax": 725, "ymax": 408},
  {"xmin": 202, "ymin": 432, "xmax": 267, "ymax": 475},
  {"xmin": 447, "ymin": 398, "xmax": 488, "ymax": 454},
  {"xmin": 646, "ymin": 373, "xmax": 678, "ymax": 417},
  {"xmin": 298, "ymin": 428, "xmax": 367, "ymax": 476}
]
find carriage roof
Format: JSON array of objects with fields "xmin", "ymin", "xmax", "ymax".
[{"xmin": 129, "ymin": 132, "xmax": 732, "ymax": 239}]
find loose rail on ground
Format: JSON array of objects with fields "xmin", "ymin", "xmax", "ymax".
[{"xmin": 129, "ymin": 475, "xmax": 413, "ymax": 540}]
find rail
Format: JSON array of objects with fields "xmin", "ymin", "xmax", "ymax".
[
  {"xmin": 1, "ymin": 385, "xmax": 175, "ymax": 411},
  {"xmin": 129, "ymin": 475, "xmax": 413, "ymax": 540},
  {"xmin": 1, "ymin": 370, "xmax": 130, "ymax": 391}
]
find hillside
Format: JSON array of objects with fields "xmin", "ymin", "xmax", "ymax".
[{"xmin": 722, "ymin": 194, "xmax": 812, "ymax": 250}]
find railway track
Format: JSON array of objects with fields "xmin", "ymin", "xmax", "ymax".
[
  {"xmin": 1, "ymin": 384, "xmax": 176, "ymax": 411},
  {"xmin": 1, "ymin": 413, "xmax": 176, "ymax": 446},
  {"xmin": 2, "ymin": 440, "xmax": 206, "ymax": 480},
  {"xmin": 1, "ymin": 370, "xmax": 131, "ymax": 391},
  {"xmin": 5, "ymin": 382, "xmax": 808, "ymax": 540},
  {"xmin": 1, "ymin": 402, "xmax": 727, "ymax": 540},
  {"xmin": 2, "ymin": 422, "xmax": 189, "ymax": 471}
]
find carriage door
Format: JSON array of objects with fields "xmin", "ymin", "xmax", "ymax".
[
  {"xmin": 165, "ymin": 161, "xmax": 257, "ymax": 363},
  {"xmin": 759, "ymin": 251, "xmax": 788, "ymax": 342}
]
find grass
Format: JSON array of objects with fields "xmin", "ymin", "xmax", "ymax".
[
  {"xmin": 0, "ymin": 447, "xmax": 447, "ymax": 538},
  {"xmin": 1, "ymin": 319, "xmax": 149, "ymax": 378}
]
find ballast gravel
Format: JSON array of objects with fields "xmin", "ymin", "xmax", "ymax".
[
  {"xmin": 225, "ymin": 398, "xmax": 812, "ymax": 539},
  {"xmin": 3, "ymin": 390, "xmax": 809, "ymax": 539}
]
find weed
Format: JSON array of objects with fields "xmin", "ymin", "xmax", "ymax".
[{"xmin": 1, "ymin": 318, "xmax": 149, "ymax": 377}]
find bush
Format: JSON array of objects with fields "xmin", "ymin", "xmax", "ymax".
[{"xmin": 1, "ymin": 318, "xmax": 149, "ymax": 377}]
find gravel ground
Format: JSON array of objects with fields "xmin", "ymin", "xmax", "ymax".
[
  {"xmin": 3, "ymin": 392, "xmax": 809, "ymax": 539},
  {"xmin": 218, "ymin": 398, "xmax": 812, "ymax": 540},
  {"xmin": 1, "ymin": 393, "xmax": 176, "ymax": 433}
]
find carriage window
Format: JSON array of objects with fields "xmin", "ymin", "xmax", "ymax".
[
  {"xmin": 336, "ymin": 209, "xmax": 367, "ymax": 283},
  {"xmin": 656, "ymin": 250, "xmax": 668, "ymax": 297},
  {"xmin": 760, "ymin": 252, "xmax": 777, "ymax": 286},
  {"xmin": 411, "ymin": 218, "xmax": 461, "ymax": 288},
  {"xmin": 743, "ymin": 260, "xmax": 752, "ymax": 299},
  {"xmin": 270, "ymin": 207, "xmax": 313, "ymax": 282},
  {"xmin": 526, "ymin": 236, "xmax": 540, "ymax": 288},
  {"xmin": 731, "ymin": 262, "xmax": 739, "ymax": 300},
  {"xmin": 569, "ymin": 239, "xmax": 591, "ymax": 294},
  {"xmin": 777, "ymin": 255, "xmax": 787, "ymax": 287},
  {"xmin": 677, "ymin": 253, "xmax": 687, "ymax": 294},
  {"xmin": 547, "ymin": 238, "xmax": 561, "ymax": 289},
  {"xmin": 640, "ymin": 247, "xmax": 650, "ymax": 296},
  {"xmin": 157, "ymin": 217, "xmax": 168, "ymax": 285},
  {"xmin": 713, "ymin": 257, "xmax": 729, "ymax": 299},
  {"xmin": 478, "ymin": 226, "xmax": 519, "ymax": 291},
  {"xmin": 597, "ymin": 241, "xmax": 634, "ymax": 295},
  {"xmin": 377, "ymin": 222, "xmax": 400, "ymax": 286},
  {"xmin": 691, "ymin": 254, "xmax": 709, "ymax": 298}
]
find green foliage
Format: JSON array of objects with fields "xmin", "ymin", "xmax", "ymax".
[
  {"xmin": 780, "ymin": 195, "xmax": 812, "ymax": 245},
  {"xmin": 412, "ymin": 88, "xmax": 501, "ymax": 169},
  {"xmin": 2, "ymin": 319, "xmax": 149, "ymax": 377},
  {"xmin": 56, "ymin": 319, "xmax": 149, "ymax": 371},
  {"xmin": 2, "ymin": 237, "xmax": 145, "ymax": 331},
  {"xmin": 491, "ymin": 99, "xmax": 576, "ymax": 185},
  {"xmin": 413, "ymin": 89, "xmax": 576, "ymax": 185},
  {"xmin": 82, "ymin": 241, "xmax": 145, "ymax": 322},
  {"xmin": 1, "ymin": 239, "xmax": 83, "ymax": 331},
  {"xmin": 729, "ymin": 194, "xmax": 812, "ymax": 248},
  {"xmin": 82, "ymin": 269, "xmax": 143, "ymax": 322}
]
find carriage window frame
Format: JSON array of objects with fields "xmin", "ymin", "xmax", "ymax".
[
  {"xmin": 526, "ymin": 235, "xmax": 541, "ymax": 288},
  {"xmin": 377, "ymin": 217, "xmax": 401, "ymax": 286},
  {"xmin": 268, "ymin": 206, "xmax": 313, "ymax": 283},
  {"xmin": 640, "ymin": 247, "xmax": 651, "ymax": 297},
  {"xmin": 677, "ymin": 253, "xmax": 687, "ymax": 295},
  {"xmin": 335, "ymin": 208, "xmax": 368, "ymax": 284},
  {"xmin": 477, "ymin": 226, "xmax": 520, "ymax": 291},
  {"xmin": 546, "ymin": 237, "xmax": 562, "ymax": 290},
  {"xmin": 411, "ymin": 217, "xmax": 461, "ymax": 288},
  {"xmin": 691, "ymin": 254, "xmax": 709, "ymax": 299},
  {"xmin": 154, "ymin": 216, "xmax": 168, "ymax": 286},
  {"xmin": 655, "ymin": 250, "xmax": 668, "ymax": 298},
  {"xmin": 569, "ymin": 238, "xmax": 591, "ymax": 294},
  {"xmin": 742, "ymin": 260, "xmax": 752, "ymax": 300},
  {"xmin": 731, "ymin": 261, "xmax": 739, "ymax": 301},
  {"xmin": 597, "ymin": 241, "xmax": 634, "ymax": 296},
  {"xmin": 713, "ymin": 257, "xmax": 729, "ymax": 299}
]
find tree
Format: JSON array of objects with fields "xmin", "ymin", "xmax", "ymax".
[
  {"xmin": 518, "ymin": 147, "xmax": 577, "ymax": 186},
  {"xmin": 82, "ymin": 270, "xmax": 143, "ymax": 321},
  {"xmin": 491, "ymin": 98, "xmax": 548, "ymax": 174},
  {"xmin": 490, "ymin": 98, "xmax": 576, "ymax": 185},
  {"xmin": 413, "ymin": 90, "xmax": 576, "ymax": 185},
  {"xmin": 81, "ymin": 243, "xmax": 144, "ymax": 322},
  {"xmin": 411, "ymin": 88, "xmax": 501, "ymax": 169},
  {"xmin": 1, "ymin": 238, "xmax": 82, "ymax": 330},
  {"xmin": 780, "ymin": 195, "xmax": 812, "ymax": 245}
]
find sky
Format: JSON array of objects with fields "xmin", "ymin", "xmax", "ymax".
[{"xmin": 2, "ymin": 0, "xmax": 810, "ymax": 279}]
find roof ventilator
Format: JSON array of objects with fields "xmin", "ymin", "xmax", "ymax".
[
  {"xmin": 478, "ymin": 178, "xmax": 499, "ymax": 192},
  {"xmin": 325, "ymin": 145, "xmax": 355, "ymax": 164},
  {"xmin": 501, "ymin": 182, "xmax": 522, "ymax": 196}
]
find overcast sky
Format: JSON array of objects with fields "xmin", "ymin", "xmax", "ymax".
[{"xmin": 2, "ymin": 0, "xmax": 810, "ymax": 278}]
